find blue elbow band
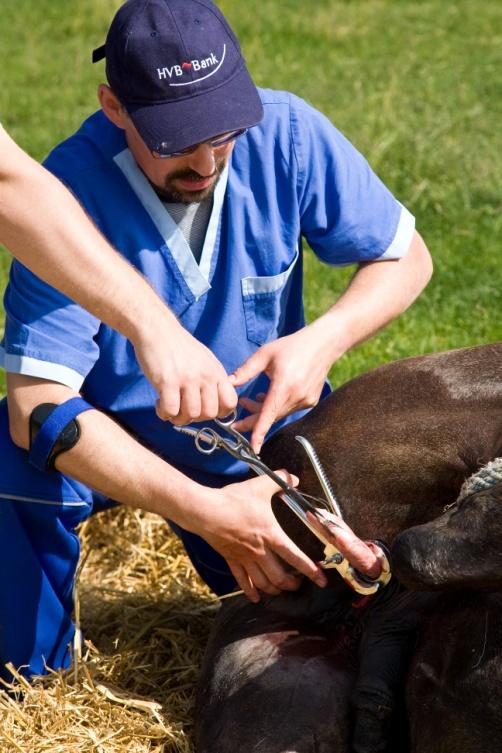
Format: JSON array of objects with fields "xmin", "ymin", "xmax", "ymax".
[{"xmin": 29, "ymin": 397, "xmax": 94, "ymax": 472}]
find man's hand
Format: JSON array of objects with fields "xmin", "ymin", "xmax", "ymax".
[
  {"xmin": 195, "ymin": 470, "xmax": 328, "ymax": 602},
  {"xmin": 230, "ymin": 234, "xmax": 433, "ymax": 453},
  {"xmin": 230, "ymin": 326, "xmax": 333, "ymax": 453},
  {"xmin": 133, "ymin": 314, "xmax": 238, "ymax": 424}
]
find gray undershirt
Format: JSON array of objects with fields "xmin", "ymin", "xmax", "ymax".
[{"xmin": 164, "ymin": 198, "xmax": 213, "ymax": 265}]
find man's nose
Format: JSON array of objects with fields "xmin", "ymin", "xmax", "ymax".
[{"xmin": 187, "ymin": 143, "xmax": 216, "ymax": 177}]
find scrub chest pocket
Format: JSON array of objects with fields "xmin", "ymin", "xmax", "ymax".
[{"xmin": 241, "ymin": 249, "xmax": 299, "ymax": 346}]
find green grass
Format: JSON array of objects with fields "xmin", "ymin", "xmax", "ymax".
[{"xmin": 1, "ymin": 0, "xmax": 501, "ymax": 396}]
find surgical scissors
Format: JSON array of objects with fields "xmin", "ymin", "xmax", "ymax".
[
  {"xmin": 174, "ymin": 410, "xmax": 327, "ymax": 532},
  {"xmin": 174, "ymin": 410, "xmax": 391, "ymax": 595}
]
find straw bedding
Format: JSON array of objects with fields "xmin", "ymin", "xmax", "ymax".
[{"xmin": 0, "ymin": 507, "xmax": 219, "ymax": 752}]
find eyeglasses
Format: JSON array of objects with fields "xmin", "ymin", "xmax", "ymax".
[{"xmin": 152, "ymin": 128, "xmax": 247, "ymax": 159}]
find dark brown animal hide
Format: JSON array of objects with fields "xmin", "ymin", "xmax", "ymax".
[{"xmin": 196, "ymin": 343, "xmax": 502, "ymax": 753}]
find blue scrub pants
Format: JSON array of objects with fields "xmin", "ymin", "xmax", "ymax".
[{"xmin": 0, "ymin": 399, "xmax": 236, "ymax": 682}]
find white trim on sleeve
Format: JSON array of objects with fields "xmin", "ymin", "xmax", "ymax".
[
  {"xmin": 0, "ymin": 346, "xmax": 85, "ymax": 390},
  {"xmin": 0, "ymin": 493, "xmax": 89, "ymax": 508},
  {"xmin": 379, "ymin": 204, "xmax": 416, "ymax": 260}
]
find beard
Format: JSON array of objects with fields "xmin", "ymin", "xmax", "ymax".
[{"xmin": 151, "ymin": 154, "xmax": 227, "ymax": 204}]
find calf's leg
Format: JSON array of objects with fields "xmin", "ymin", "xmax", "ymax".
[{"xmin": 351, "ymin": 584, "xmax": 436, "ymax": 753}]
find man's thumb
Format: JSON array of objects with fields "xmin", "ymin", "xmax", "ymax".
[
  {"xmin": 258, "ymin": 469, "xmax": 299, "ymax": 496},
  {"xmin": 230, "ymin": 349, "xmax": 267, "ymax": 387}
]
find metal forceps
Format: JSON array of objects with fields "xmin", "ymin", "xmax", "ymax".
[{"xmin": 174, "ymin": 410, "xmax": 391, "ymax": 596}]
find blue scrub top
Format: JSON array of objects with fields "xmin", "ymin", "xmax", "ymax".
[{"xmin": 1, "ymin": 89, "xmax": 415, "ymax": 484}]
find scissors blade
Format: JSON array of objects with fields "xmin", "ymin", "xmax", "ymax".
[
  {"xmin": 173, "ymin": 425, "xmax": 198, "ymax": 438},
  {"xmin": 295, "ymin": 435, "xmax": 343, "ymax": 518}
]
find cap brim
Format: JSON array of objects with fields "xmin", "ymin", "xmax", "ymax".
[{"xmin": 125, "ymin": 65, "xmax": 264, "ymax": 154}]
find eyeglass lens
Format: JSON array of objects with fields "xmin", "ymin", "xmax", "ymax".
[{"xmin": 154, "ymin": 128, "xmax": 247, "ymax": 159}]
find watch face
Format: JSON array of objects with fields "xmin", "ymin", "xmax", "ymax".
[
  {"xmin": 29, "ymin": 402, "xmax": 81, "ymax": 470},
  {"xmin": 60, "ymin": 420, "xmax": 80, "ymax": 446},
  {"xmin": 29, "ymin": 403, "xmax": 58, "ymax": 447}
]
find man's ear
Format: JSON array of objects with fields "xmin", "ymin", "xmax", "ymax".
[{"xmin": 98, "ymin": 84, "xmax": 127, "ymax": 130}]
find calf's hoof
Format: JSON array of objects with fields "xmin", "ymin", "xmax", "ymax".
[{"xmin": 351, "ymin": 688, "xmax": 395, "ymax": 753}]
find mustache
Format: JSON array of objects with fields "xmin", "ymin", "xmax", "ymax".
[
  {"xmin": 167, "ymin": 168, "xmax": 217, "ymax": 182},
  {"xmin": 152, "ymin": 155, "xmax": 227, "ymax": 202}
]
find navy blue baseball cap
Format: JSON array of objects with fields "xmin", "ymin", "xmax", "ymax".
[{"xmin": 92, "ymin": 0, "xmax": 264, "ymax": 155}]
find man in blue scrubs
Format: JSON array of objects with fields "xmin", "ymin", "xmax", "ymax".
[{"xmin": 0, "ymin": 0, "xmax": 432, "ymax": 679}]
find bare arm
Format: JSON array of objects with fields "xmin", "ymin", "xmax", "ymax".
[
  {"xmin": 7, "ymin": 373, "xmax": 327, "ymax": 601},
  {"xmin": 232, "ymin": 231, "xmax": 433, "ymax": 450},
  {"xmin": 0, "ymin": 126, "xmax": 237, "ymax": 422}
]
